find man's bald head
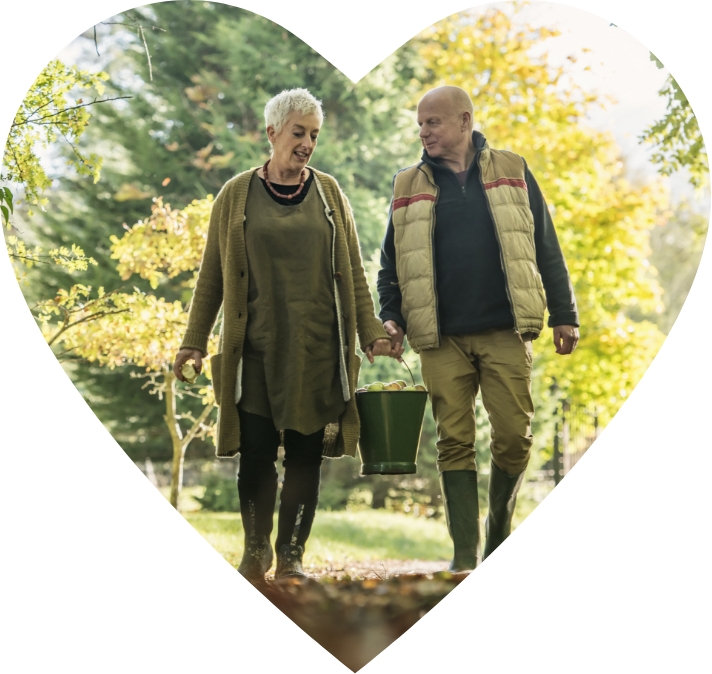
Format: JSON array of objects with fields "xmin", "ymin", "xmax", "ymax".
[
  {"xmin": 417, "ymin": 86, "xmax": 476, "ymax": 167},
  {"xmin": 419, "ymin": 86, "xmax": 474, "ymax": 126}
]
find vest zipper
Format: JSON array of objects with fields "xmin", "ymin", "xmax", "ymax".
[
  {"xmin": 422, "ymin": 166, "xmax": 442, "ymax": 347},
  {"xmin": 477, "ymin": 149, "xmax": 521, "ymax": 338}
]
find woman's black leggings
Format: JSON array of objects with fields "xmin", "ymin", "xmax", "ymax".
[{"xmin": 237, "ymin": 408, "xmax": 323, "ymax": 550}]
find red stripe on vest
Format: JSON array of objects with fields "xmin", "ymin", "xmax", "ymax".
[
  {"xmin": 392, "ymin": 193, "xmax": 437, "ymax": 210},
  {"xmin": 483, "ymin": 178, "xmax": 527, "ymax": 191}
]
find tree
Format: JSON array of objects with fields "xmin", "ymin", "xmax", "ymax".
[
  {"xmin": 640, "ymin": 54, "xmax": 709, "ymax": 189},
  {"xmin": 645, "ymin": 200, "xmax": 709, "ymax": 334},
  {"xmin": 55, "ymin": 197, "xmax": 220, "ymax": 510}
]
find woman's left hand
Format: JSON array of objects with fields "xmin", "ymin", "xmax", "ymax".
[{"xmin": 364, "ymin": 338, "xmax": 392, "ymax": 364}]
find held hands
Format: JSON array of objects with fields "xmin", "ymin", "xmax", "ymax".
[
  {"xmin": 383, "ymin": 320, "xmax": 405, "ymax": 360},
  {"xmin": 364, "ymin": 338, "xmax": 392, "ymax": 364},
  {"xmin": 173, "ymin": 348, "xmax": 203, "ymax": 382},
  {"xmin": 553, "ymin": 325, "xmax": 579, "ymax": 355}
]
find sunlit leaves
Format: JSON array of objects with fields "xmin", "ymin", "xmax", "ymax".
[
  {"xmin": 109, "ymin": 195, "xmax": 214, "ymax": 288},
  {"xmin": 640, "ymin": 69, "xmax": 709, "ymax": 189},
  {"xmin": 3, "ymin": 60, "xmax": 109, "ymax": 212}
]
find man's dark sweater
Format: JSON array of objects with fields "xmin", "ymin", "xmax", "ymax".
[{"xmin": 378, "ymin": 131, "xmax": 579, "ymax": 335}]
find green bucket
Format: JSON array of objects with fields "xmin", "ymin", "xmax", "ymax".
[{"xmin": 356, "ymin": 390, "xmax": 429, "ymax": 475}]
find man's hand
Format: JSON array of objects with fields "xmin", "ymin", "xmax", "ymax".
[
  {"xmin": 364, "ymin": 338, "xmax": 392, "ymax": 364},
  {"xmin": 553, "ymin": 325, "xmax": 579, "ymax": 355},
  {"xmin": 383, "ymin": 320, "xmax": 406, "ymax": 360},
  {"xmin": 173, "ymin": 348, "xmax": 203, "ymax": 381}
]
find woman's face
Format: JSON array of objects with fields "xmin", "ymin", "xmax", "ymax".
[{"xmin": 267, "ymin": 111, "xmax": 321, "ymax": 173}]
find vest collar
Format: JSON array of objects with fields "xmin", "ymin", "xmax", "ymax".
[{"xmin": 420, "ymin": 130, "xmax": 490, "ymax": 171}]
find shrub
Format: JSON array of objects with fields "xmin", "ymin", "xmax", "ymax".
[{"xmin": 193, "ymin": 472, "xmax": 240, "ymax": 512}]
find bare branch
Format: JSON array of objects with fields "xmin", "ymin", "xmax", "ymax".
[
  {"xmin": 53, "ymin": 345, "xmax": 79, "ymax": 361},
  {"xmin": 181, "ymin": 403, "xmax": 216, "ymax": 451},
  {"xmin": 58, "ymin": 130, "xmax": 96, "ymax": 172},
  {"xmin": 8, "ymin": 253, "xmax": 54, "ymax": 265},
  {"xmin": 138, "ymin": 24, "xmax": 153, "ymax": 82},
  {"xmin": 46, "ymin": 307, "xmax": 129, "ymax": 346},
  {"xmin": 12, "ymin": 96, "xmax": 132, "ymax": 127}
]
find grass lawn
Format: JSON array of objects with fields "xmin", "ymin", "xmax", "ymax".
[
  {"xmin": 164, "ymin": 481, "xmax": 550, "ymax": 571},
  {"xmin": 184, "ymin": 509, "xmax": 452, "ymax": 569}
]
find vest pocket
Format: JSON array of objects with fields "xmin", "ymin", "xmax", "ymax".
[{"xmin": 210, "ymin": 353, "xmax": 223, "ymax": 404}]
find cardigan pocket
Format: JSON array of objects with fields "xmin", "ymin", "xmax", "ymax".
[{"xmin": 210, "ymin": 353, "xmax": 223, "ymax": 405}]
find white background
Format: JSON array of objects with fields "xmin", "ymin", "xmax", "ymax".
[{"xmin": 1, "ymin": 1, "xmax": 710, "ymax": 672}]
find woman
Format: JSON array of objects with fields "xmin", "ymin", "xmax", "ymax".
[{"xmin": 173, "ymin": 88, "xmax": 391, "ymax": 582}]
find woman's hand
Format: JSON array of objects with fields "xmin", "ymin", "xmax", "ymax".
[
  {"xmin": 383, "ymin": 320, "xmax": 405, "ymax": 360},
  {"xmin": 173, "ymin": 348, "xmax": 203, "ymax": 382},
  {"xmin": 364, "ymin": 338, "xmax": 392, "ymax": 364}
]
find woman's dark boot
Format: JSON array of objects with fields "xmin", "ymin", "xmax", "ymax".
[
  {"xmin": 275, "ymin": 498, "xmax": 317, "ymax": 579},
  {"xmin": 237, "ymin": 469, "xmax": 278, "ymax": 583},
  {"xmin": 275, "ymin": 543, "xmax": 305, "ymax": 578},
  {"xmin": 483, "ymin": 460, "xmax": 525, "ymax": 559},
  {"xmin": 439, "ymin": 470, "xmax": 481, "ymax": 572},
  {"xmin": 275, "ymin": 520, "xmax": 306, "ymax": 581},
  {"xmin": 274, "ymin": 428, "xmax": 323, "ymax": 579},
  {"xmin": 274, "ymin": 464, "xmax": 321, "ymax": 579}
]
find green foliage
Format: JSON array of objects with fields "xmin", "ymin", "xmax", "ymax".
[
  {"xmin": 2, "ymin": 60, "xmax": 109, "ymax": 212},
  {"xmin": 1, "ymin": 186, "xmax": 13, "ymax": 227},
  {"xmin": 192, "ymin": 472, "xmax": 241, "ymax": 512},
  {"xmin": 641, "ymin": 53, "xmax": 709, "ymax": 189},
  {"xmin": 646, "ymin": 200, "xmax": 709, "ymax": 334}
]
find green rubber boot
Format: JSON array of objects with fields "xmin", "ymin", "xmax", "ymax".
[
  {"xmin": 439, "ymin": 470, "xmax": 481, "ymax": 572},
  {"xmin": 483, "ymin": 460, "xmax": 525, "ymax": 559}
]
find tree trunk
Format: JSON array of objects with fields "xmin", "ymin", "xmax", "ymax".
[{"xmin": 165, "ymin": 370, "xmax": 186, "ymax": 511}]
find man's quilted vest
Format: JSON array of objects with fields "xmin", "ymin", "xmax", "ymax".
[{"xmin": 391, "ymin": 145, "xmax": 547, "ymax": 351}]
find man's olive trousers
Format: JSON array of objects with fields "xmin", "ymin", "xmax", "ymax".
[{"xmin": 419, "ymin": 329, "xmax": 534, "ymax": 476}]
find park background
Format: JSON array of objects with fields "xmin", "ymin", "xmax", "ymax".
[
  {"xmin": 3, "ymin": 1, "xmax": 709, "ymax": 571},
  {"xmin": 2, "ymin": 1, "xmax": 711, "ymax": 672}
]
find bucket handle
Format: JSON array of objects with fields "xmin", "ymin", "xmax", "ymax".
[{"xmin": 401, "ymin": 358, "xmax": 416, "ymax": 387}]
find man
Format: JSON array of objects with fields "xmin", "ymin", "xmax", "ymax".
[{"xmin": 378, "ymin": 85, "xmax": 579, "ymax": 571}]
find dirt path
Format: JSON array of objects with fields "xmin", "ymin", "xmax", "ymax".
[
  {"xmin": 258, "ymin": 563, "xmax": 468, "ymax": 671},
  {"xmin": 267, "ymin": 558, "xmax": 450, "ymax": 581}
]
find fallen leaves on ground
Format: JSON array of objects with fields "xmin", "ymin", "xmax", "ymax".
[{"xmin": 254, "ymin": 561, "xmax": 469, "ymax": 671}]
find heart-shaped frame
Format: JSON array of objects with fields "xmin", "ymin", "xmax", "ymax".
[{"xmin": 2, "ymin": 1, "xmax": 711, "ymax": 672}]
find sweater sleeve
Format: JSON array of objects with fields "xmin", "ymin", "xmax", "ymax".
[
  {"xmin": 337, "ymin": 186, "xmax": 389, "ymax": 350},
  {"xmin": 526, "ymin": 165, "xmax": 580, "ymax": 328},
  {"xmin": 376, "ymin": 177, "xmax": 407, "ymax": 332},
  {"xmin": 180, "ymin": 187, "xmax": 227, "ymax": 356}
]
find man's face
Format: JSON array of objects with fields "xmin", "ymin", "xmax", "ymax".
[{"xmin": 417, "ymin": 96, "xmax": 467, "ymax": 160}]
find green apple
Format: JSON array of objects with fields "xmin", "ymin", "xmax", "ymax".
[
  {"xmin": 394, "ymin": 380, "xmax": 407, "ymax": 389},
  {"xmin": 366, "ymin": 382, "xmax": 385, "ymax": 392},
  {"xmin": 181, "ymin": 362, "xmax": 198, "ymax": 384},
  {"xmin": 402, "ymin": 386, "xmax": 417, "ymax": 391}
]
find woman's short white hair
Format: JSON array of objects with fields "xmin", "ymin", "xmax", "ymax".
[{"xmin": 264, "ymin": 88, "xmax": 324, "ymax": 139}]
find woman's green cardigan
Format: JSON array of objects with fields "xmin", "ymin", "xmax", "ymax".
[{"xmin": 180, "ymin": 167, "xmax": 388, "ymax": 459}]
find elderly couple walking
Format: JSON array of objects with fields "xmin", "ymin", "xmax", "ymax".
[{"xmin": 173, "ymin": 85, "xmax": 579, "ymax": 582}]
